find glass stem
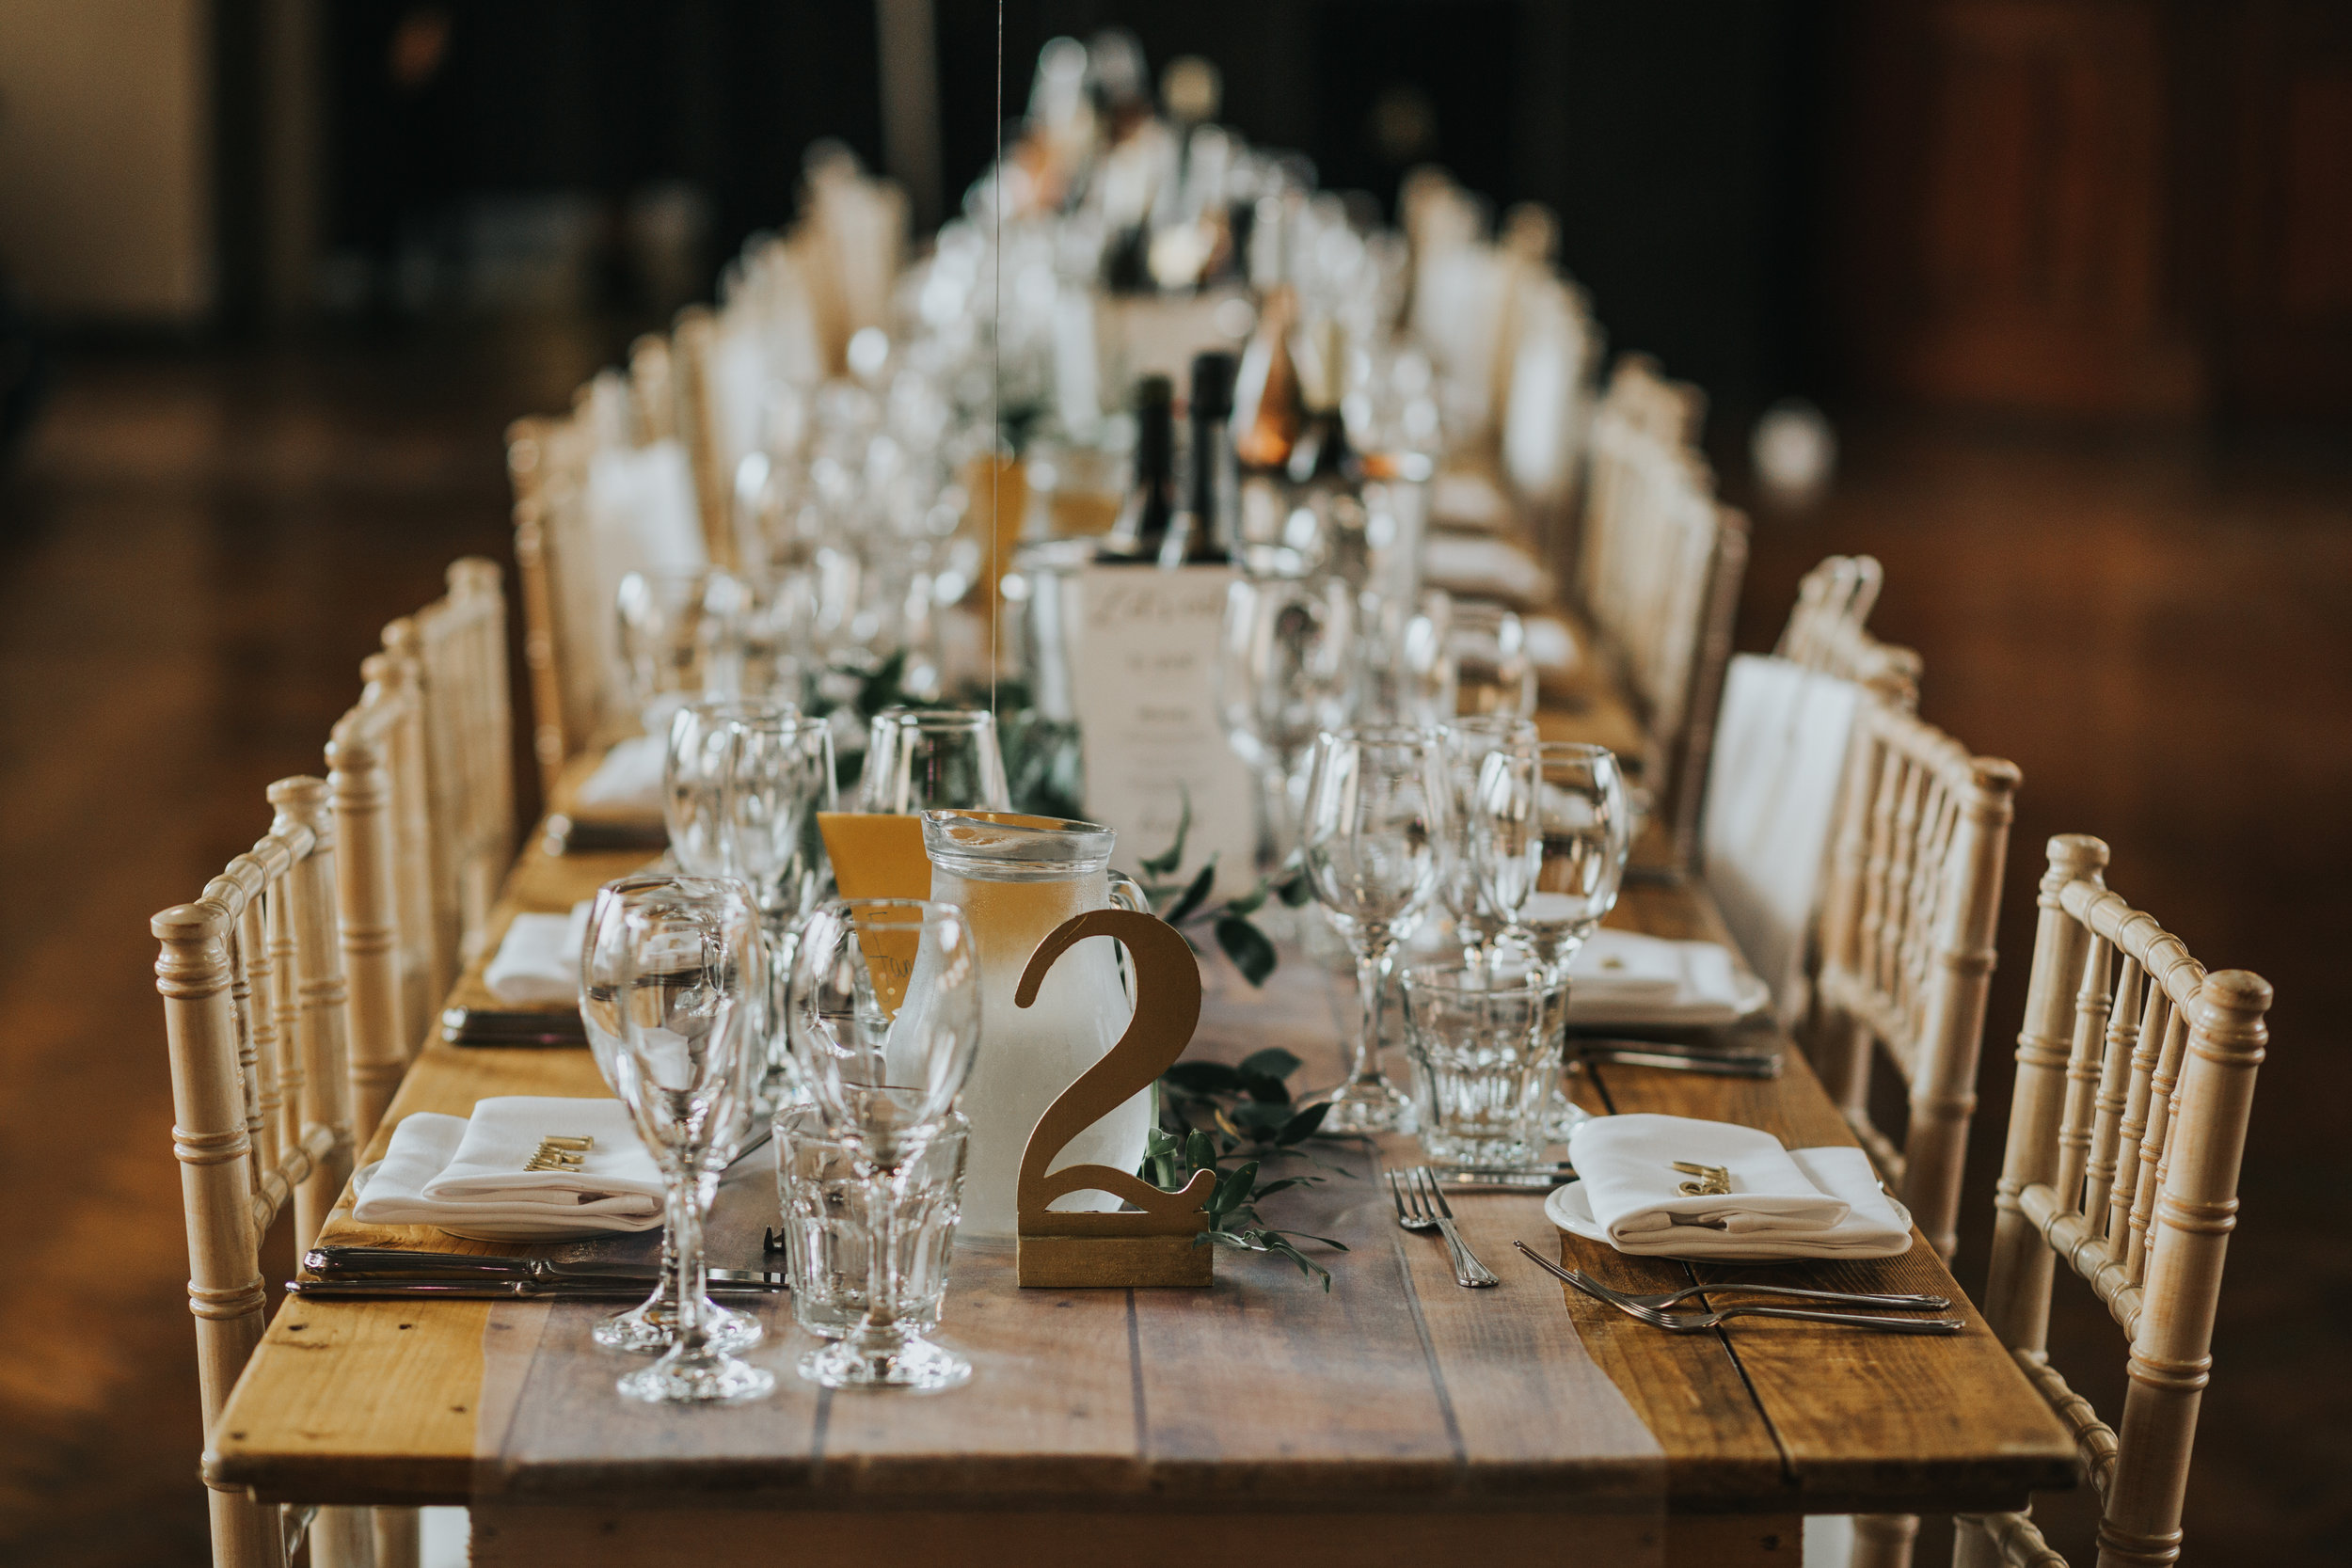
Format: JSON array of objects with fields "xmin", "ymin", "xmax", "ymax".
[
  {"xmin": 857, "ymin": 1164, "xmax": 902, "ymax": 1362},
  {"xmin": 1350, "ymin": 933, "xmax": 1391, "ymax": 1087},
  {"xmin": 666, "ymin": 1173, "xmax": 708, "ymax": 1354}
]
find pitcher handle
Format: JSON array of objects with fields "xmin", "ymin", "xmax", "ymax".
[
  {"xmin": 1105, "ymin": 872, "xmax": 1151, "ymax": 1006},
  {"xmin": 1107, "ymin": 870, "xmax": 1151, "ymax": 914}
]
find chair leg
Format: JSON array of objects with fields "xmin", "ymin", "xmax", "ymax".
[
  {"xmin": 1851, "ymin": 1513, "xmax": 1918, "ymax": 1568},
  {"xmin": 207, "ymin": 1485, "xmax": 286, "ymax": 1568},
  {"xmin": 374, "ymin": 1506, "xmax": 422, "ymax": 1568},
  {"xmin": 311, "ymin": 1504, "xmax": 378, "ymax": 1568}
]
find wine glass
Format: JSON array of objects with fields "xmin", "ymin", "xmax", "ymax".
[
  {"xmin": 664, "ymin": 697, "xmax": 795, "ymax": 878},
  {"xmin": 1471, "ymin": 742, "xmax": 1632, "ymax": 1139},
  {"xmin": 1446, "ymin": 600, "xmax": 1534, "ymax": 721},
  {"xmin": 789, "ymin": 898, "xmax": 983, "ymax": 1390},
  {"xmin": 1434, "ymin": 715, "xmax": 1539, "ymax": 969},
  {"xmin": 1298, "ymin": 725, "xmax": 1450, "ymax": 1133},
  {"xmin": 616, "ymin": 567, "xmax": 749, "ymax": 736},
  {"xmin": 1359, "ymin": 588, "xmax": 1455, "ymax": 726},
  {"xmin": 1215, "ymin": 573, "xmax": 1358, "ymax": 873},
  {"xmin": 856, "ymin": 707, "xmax": 1011, "ymax": 813},
  {"xmin": 578, "ymin": 875, "xmax": 773, "ymax": 1403}
]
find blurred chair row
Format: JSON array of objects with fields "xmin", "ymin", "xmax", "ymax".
[{"xmin": 151, "ymin": 561, "xmax": 513, "ymax": 1568}]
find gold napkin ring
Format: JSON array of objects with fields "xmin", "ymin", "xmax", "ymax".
[
  {"xmin": 526, "ymin": 1134, "xmax": 593, "ymax": 1173},
  {"xmin": 1673, "ymin": 1160, "xmax": 1731, "ymax": 1196}
]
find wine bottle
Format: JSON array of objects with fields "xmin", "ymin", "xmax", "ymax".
[
  {"xmin": 1231, "ymin": 289, "xmax": 1302, "ymax": 474},
  {"xmin": 1161, "ymin": 351, "xmax": 1238, "ymax": 566},
  {"xmin": 1101, "ymin": 374, "xmax": 1177, "ymax": 562},
  {"xmin": 1286, "ymin": 316, "xmax": 1358, "ymax": 486}
]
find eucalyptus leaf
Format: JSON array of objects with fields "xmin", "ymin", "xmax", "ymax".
[
  {"xmin": 1164, "ymin": 860, "xmax": 1216, "ymax": 926},
  {"xmin": 1138, "ymin": 793, "xmax": 1193, "ymax": 878},
  {"xmin": 1238, "ymin": 1047, "xmax": 1303, "ymax": 1082},
  {"xmin": 1215, "ymin": 915, "xmax": 1278, "ymax": 986},
  {"xmin": 1275, "ymin": 1101, "xmax": 1331, "ymax": 1146},
  {"xmin": 1164, "ymin": 1061, "xmax": 1244, "ymax": 1095}
]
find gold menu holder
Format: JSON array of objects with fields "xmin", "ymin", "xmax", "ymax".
[{"xmin": 1014, "ymin": 909, "xmax": 1216, "ymax": 1289}]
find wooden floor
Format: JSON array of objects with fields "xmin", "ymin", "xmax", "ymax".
[{"xmin": 1, "ymin": 332, "xmax": 2344, "ymax": 1565}]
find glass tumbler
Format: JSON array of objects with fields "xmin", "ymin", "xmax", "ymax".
[
  {"xmin": 774, "ymin": 1105, "xmax": 970, "ymax": 1342},
  {"xmin": 1401, "ymin": 959, "xmax": 1572, "ymax": 1167}
]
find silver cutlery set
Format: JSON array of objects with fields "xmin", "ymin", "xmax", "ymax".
[
  {"xmin": 1384, "ymin": 1169, "xmax": 1964, "ymax": 1334},
  {"xmin": 293, "ymin": 1245, "xmax": 786, "ymax": 1301}
]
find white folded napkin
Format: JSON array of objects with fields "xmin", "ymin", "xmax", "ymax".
[
  {"xmin": 353, "ymin": 1097, "xmax": 662, "ymax": 1239},
  {"xmin": 1422, "ymin": 535, "xmax": 1553, "ymax": 607},
  {"xmin": 1564, "ymin": 928, "xmax": 1768, "ymax": 1026},
  {"xmin": 574, "ymin": 735, "xmax": 668, "ymax": 814},
  {"xmin": 483, "ymin": 902, "xmax": 593, "ymax": 1006},
  {"xmin": 1551, "ymin": 1113, "xmax": 1913, "ymax": 1260},
  {"xmin": 1522, "ymin": 613, "xmax": 1580, "ymax": 677}
]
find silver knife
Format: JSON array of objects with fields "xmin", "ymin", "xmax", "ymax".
[
  {"xmin": 306, "ymin": 1245, "xmax": 784, "ymax": 1289},
  {"xmin": 1579, "ymin": 1040, "xmax": 1780, "ymax": 1077},
  {"xmin": 286, "ymin": 1277, "xmax": 779, "ymax": 1302}
]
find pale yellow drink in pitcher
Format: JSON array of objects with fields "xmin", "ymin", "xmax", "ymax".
[{"xmin": 920, "ymin": 813, "xmax": 1148, "ymax": 1240}]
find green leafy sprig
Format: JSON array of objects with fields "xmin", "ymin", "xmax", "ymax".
[
  {"xmin": 1137, "ymin": 1047, "xmax": 1357, "ymax": 1290},
  {"xmin": 1133, "ymin": 795, "xmax": 1315, "ymax": 987}
]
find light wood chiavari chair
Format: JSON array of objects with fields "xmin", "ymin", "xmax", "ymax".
[
  {"xmin": 383, "ymin": 558, "xmax": 516, "ymax": 990},
  {"xmin": 154, "ymin": 777, "xmax": 379, "ymax": 1568},
  {"xmin": 1815, "ymin": 704, "xmax": 2020, "ymax": 1262},
  {"xmin": 1777, "ymin": 553, "xmax": 1922, "ymax": 707},
  {"xmin": 324, "ymin": 663, "xmax": 423, "ymax": 1151},
  {"xmin": 1576, "ymin": 356, "xmax": 1747, "ymax": 869},
  {"xmin": 1949, "ymin": 834, "xmax": 2272, "ymax": 1568}
]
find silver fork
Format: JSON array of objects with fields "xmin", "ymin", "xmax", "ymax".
[
  {"xmin": 1390, "ymin": 1167, "xmax": 1498, "ymax": 1288},
  {"xmin": 1514, "ymin": 1243, "xmax": 1963, "ymax": 1334},
  {"xmin": 1535, "ymin": 1264, "xmax": 1947, "ymax": 1312}
]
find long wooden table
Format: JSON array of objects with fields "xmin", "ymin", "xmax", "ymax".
[{"xmin": 210, "ymin": 816, "xmax": 2074, "ymax": 1568}]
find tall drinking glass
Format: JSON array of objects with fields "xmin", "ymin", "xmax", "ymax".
[
  {"xmin": 1472, "ymin": 742, "xmax": 1632, "ymax": 1139},
  {"xmin": 578, "ymin": 875, "xmax": 772, "ymax": 1403},
  {"xmin": 1299, "ymin": 725, "xmax": 1449, "ymax": 1132},
  {"xmin": 856, "ymin": 708, "xmax": 1012, "ymax": 813},
  {"xmin": 789, "ymin": 898, "xmax": 983, "ymax": 1390},
  {"xmin": 1434, "ymin": 715, "xmax": 1539, "ymax": 969},
  {"xmin": 1215, "ymin": 574, "xmax": 1358, "ymax": 873}
]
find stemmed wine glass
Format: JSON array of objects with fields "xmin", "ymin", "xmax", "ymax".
[
  {"xmin": 856, "ymin": 707, "xmax": 1012, "ymax": 813},
  {"xmin": 578, "ymin": 875, "xmax": 773, "ymax": 1403},
  {"xmin": 789, "ymin": 898, "xmax": 983, "ymax": 1390},
  {"xmin": 1298, "ymin": 724, "xmax": 1450, "ymax": 1133},
  {"xmin": 616, "ymin": 567, "xmax": 749, "ymax": 736},
  {"xmin": 1446, "ymin": 601, "xmax": 1535, "ymax": 721},
  {"xmin": 1471, "ymin": 741, "xmax": 1632, "ymax": 1139},
  {"xmin": 1215, "ymin": 574, "xmax": 1358, "ymax": 874},
  {"xmin": 1434, "ymin": 715, "xmax": 1539, "ymax": 970}
]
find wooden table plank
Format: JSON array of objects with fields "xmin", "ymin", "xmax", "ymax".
[{"xmin": 209, "ymin": 811, "xmax": 2072, "ymax": 1518}]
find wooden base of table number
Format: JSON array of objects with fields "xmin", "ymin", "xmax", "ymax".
[{"xmin": 1011, "ymin": 909, "xmax": 1217, "ymax": 1290}]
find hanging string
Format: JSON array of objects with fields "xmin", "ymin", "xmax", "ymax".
[{"xmin": 988, "ymin": 0, "xmax": 1004, "ymax": 723}]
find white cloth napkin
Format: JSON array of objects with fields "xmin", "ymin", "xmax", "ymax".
[
  {"xmin": 1551, "ymin": 1113, "xmax": 1913, "ymax": 1259},
  {"xmin": 574, "ymin": 734, "xmax": 668, "ymax": 814},
  {"xmin": 1565, "ymin": 928, "xmax": 1769, "ymax": 1026},
  {"xmin": 353, "ymin": 1098, "xmax": 662, "ymax": 1239},
  {"xmin": 482, "ymin": 902, "xmax": 592, "ymax": 1006},
  {"xmin": 1422, "ymin": 534, "xmax": 1553, "ymax": 608}
]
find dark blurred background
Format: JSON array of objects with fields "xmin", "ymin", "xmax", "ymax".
[{"xmin": 1, "ymin": 3, "xmax": 2346, "ymax": 1565}]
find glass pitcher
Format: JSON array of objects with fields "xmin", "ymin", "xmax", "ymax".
[{"xmin": 920, "ymin": 811, "xmax": 1149, "ymax": 1240}]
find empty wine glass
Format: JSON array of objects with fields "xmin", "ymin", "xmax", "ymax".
[
  {"xmin": 856, "ymin": 708, "xmax": 1011, "ymax": 813},
  {"xmin": 664, "ymin": 697, "xmax": 795, "ymax": 878},
  {"xmin": 1359, "ymin": 588, "xmax": 1455, "ymax": 725},
  {"xmin": 1215, "ymin": 573, "xmax": 1358, "ymax": 872},
  {"xmin": 789, "ymin": 898, "xmax": 983, "ymax": 1390},
  {"xmin": 1446, "ymin": 600, "xmax": 1534, "ymax": 721},
  {"xmin": 1434, "ymin": 715, "xmax": 1539, "ymax": 969},
  {"xmin": 616, "ymin": 567, "xmax": 749, "ymax": 736},
  {"xmin": 1299, "ymin": 725, "xmax": 1450, "ymax": 1133},
  {"xmin": 578, "ymin": 875, "xmax": 772, "ymax": 1403},
  {"xmin": 1472, "ymin": 742, "xmax": 1632, "ymax": 1140}
]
